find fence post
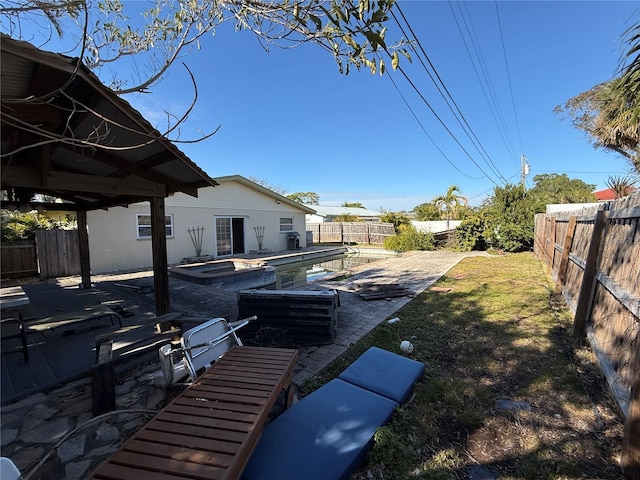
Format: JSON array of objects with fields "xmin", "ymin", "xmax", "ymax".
[
  {"xmin": 573, "ymin": 209, "xmax": 609, "ymax": 338},
  {"xmin": 92, "ymin": 339, "xmax": 115, "ymax": 416},
  {"xmin": 622, "ymin": 369, "xmax": 640, "ymax": 478},
  {"xmin": 555, "ymin": 215, "xmax": 577, "ymax": 294},
  {"xmin": 547, "ymin": 217, "xmax": 556, "ymax": 274}
]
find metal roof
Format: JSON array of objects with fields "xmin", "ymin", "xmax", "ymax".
[{"xmin": 1, "ymin": 34, "xmax": 216, "ymax": 211}]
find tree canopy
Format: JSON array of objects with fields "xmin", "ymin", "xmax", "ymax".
[
  {"xmin": 379, "ymin": 210, "xmax": 411, "ymax": 233},
  {"xmin": 528, "ymin": 173, "xmax": 596, "ymax": 207},
  {"xmin": 455, "ymin": 173, "xmax": 596, "ymax": 253},
  {"xmin": 1, "ymin": 1, "xmax": 410, "ymax": 147},
  {"xmin": 248, "ymin": 176, "xmax": 287, "ymax": 195},
  {"xmin": 605, "ymin": 175, "xmax": 637, "ymax": 198},
  {"xmin": 555, "ymin": 18, "xmax": 640, "ymax": 174},
  {"xmin": 342, "ymin": 201, "xmax": 366, "ymax": 208},
  {"xmin": 413, "ymin": 201, "xmax": 441, "ymax": 221},
  {"xmin": 287, "ymin": 192, "xmax": 320, "ymax": 204},
  {"xmin": 433, "ymin": 185, "xmax": 467, "ymax": 229},
  {"xmin": 1, "ymin": 0, "xmax": 410, "ymax": 95}
]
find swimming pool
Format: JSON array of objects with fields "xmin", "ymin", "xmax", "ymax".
[
  {"xmin": 170, "ymin": 249, "xmax": 397, "ymax": 290},
  {"xmin": 265, "ymin": 252, "xmax": 389, "ymax": 289}
]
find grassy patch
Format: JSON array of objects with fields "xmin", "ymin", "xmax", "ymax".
[{"xmin": 302, "ymin": 252, "xmax": 623, "ymax": 479}]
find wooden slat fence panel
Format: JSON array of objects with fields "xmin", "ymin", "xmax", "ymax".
[
  {"xmin": 35, "ymin": 229, "xmax": 81, "ymax": 280},
  {"xmin": 307, "ymin": 222, "xmax": 395, "ymax": 245},
  {"xmin": 0, "ymin": 241, "xmax": 37, "ymax": 278},
  {"xmin": 534, "ymin": 193, "xmax": 640, "ymax": 476}
]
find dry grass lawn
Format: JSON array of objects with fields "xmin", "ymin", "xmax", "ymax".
[{"xmin": 302, "ymin": 252, "xmax": 624, "ymax": 479}]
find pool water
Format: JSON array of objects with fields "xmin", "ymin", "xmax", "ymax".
[{"xmin": 265, "ymin": 254, "xmax": 383, "ymax": 289}]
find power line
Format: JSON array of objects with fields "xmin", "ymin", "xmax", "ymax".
[
  {"xmin": 494, "ymin": 0, "xmax": 524, "ymax": 155},
  {"xmin": 392, "ymin": 3, "xmax": 508, "ymax": 185},
  {"xmin": 382, "ymin": 64, "xmax": 485, "ymax": 180},
  {"xmin": 449, "ymin": 0, "xmax": 520, "ymax": 170}
]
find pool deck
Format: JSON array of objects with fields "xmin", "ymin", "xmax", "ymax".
[
  {"xmin": 1, "ymin": 248, "xmax": 490, "ymax": 478},
  {"xmin": 0, "ymin": 247, "xmax": 482, "ymax": 404}
]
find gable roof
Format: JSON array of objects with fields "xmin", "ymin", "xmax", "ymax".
[
  {"xmin": 1, "ymin": 34, "xmax": 216, "ymax": 211},
  {"xmin": 213, "ymin": 175, "xmax": 317, "ymax": 214}
]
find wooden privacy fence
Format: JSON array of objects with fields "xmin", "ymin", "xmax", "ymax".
[
  {"xmin": 534, "ymin": 193, "xmax": 640, "ymax": 476},
  {"xmin": 0, "ymin": 241, "xmax": 38, "ymax": 278},
  {"xmin": 1, "ymin": 230, "xmax": 81, "ymax": 280},
  {"xmin": 307, "ymin": 222, "xmax": 395, "ymax": 245},
  {"xmin": 36, "ymin": 229, "xmax": 81, "ymax": 279}
]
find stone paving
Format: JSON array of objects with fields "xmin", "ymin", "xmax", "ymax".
[{"xmin": 0, "ymin": 250, "xmax": 485, "ymax": 479}]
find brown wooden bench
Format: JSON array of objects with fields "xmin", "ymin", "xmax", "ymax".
[{"xmin": 87, "ymin": 346, "xmax": 298, "ymax": 480}]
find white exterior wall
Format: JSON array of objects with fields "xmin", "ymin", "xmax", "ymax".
[
  {"xmin": 412, "ymin": 220, "xmax": 462, "ymax": 233},
  {"xmin": 87, "ymin": 181, "xmax": 308, "ymax": 273}
]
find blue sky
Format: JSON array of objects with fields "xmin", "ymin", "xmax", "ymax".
[{"xmin": 10, "ymin": 1, "xmax": 640, "ymax": 210}]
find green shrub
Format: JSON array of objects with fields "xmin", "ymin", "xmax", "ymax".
[
  {"xmin": 1, "ymin": 210, "xmax": 59, "ymax": 243},
  {"xmin": 384, "ymin": 225, "xmax": 434, "ymax": 252},
  {"xmin": 455, "ymin": 213, "xmax": 487, "ymax": 251}
]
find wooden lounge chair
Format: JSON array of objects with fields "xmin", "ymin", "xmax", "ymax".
[
  {"xmin": 88, "ymin": 345, "xmax": 298, "ymax": 480},
  {"xmin": 241, "ymin": 347, "xmax": 425, "ymax": 480}
]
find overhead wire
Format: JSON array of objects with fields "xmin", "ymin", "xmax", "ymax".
[
  {"xmin": 449, "ymin": 0, "xmax": 520, "ymax": 170},
  {"xmin": 391, "ymin": 4, "xmax": 509, "ymax": 184},
  {"xmin": 494, "ymin": 0, "xmax": 524, "ymax": 156},
  {"xmin": 381, "ymin": 61, "xmax": 485, "ymax": 180},
  {"xmin": 344, "ymin": 8, "xmax": 497, "ymax": 183}
]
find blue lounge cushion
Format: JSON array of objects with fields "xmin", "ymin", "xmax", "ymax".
[
  {"xmin": 338, "ymin": 346, "xmax": 425, "ymax": 404},
  {"xmin": 241, "ymin": 378, "xmax": 397, "ymax": 480}
]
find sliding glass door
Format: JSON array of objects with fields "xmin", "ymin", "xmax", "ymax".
[{"xmin": 215, "ymin": 217, "xmax": 245, "ymax": 256}]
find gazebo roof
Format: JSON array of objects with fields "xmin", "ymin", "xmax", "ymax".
[{"xmin": 1, "ymin": 34, "xmax": 216, "ymax": 211}]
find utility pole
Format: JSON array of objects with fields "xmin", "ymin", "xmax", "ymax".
[{"xmin": 520, "ymin": 154, "xmax": 530, "ymax": 188}]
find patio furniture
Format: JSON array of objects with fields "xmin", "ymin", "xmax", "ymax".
[
  {"xmin": 87, "ymin": 345, "xmax": 298, "ymax": 480},
  {"xmin": 156, "ymin": 316, "xmax": 252, "ymax": 387},
  {"xmin": 0, "ymin": 457, "xmax": 21, "ymax": 480},
  {"xmin": 0, "ymin": 286, "xmax": 32, "ymax": 363},
  {"xmin": 1, "ymin": 304, "xmax": 122, "ymax": 364},
  {"xmin": 240, "ymin": 347, "xmax": 425, "ymax": 480}
]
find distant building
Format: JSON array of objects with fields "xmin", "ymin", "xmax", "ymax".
[
  {"xmin": 412, "ymin": 220, "xmax": 462, "ymax": 233},
  {"xmin": 593, "ymin": 188, "xmax": 617, "ymax": 201},
  {"xmin": 593, "ymin": 187, "xmax": 637, "ymax": 201},
  {"xmin": 305, "ymin": 205, "xmax": 382, "ymax": 223}
]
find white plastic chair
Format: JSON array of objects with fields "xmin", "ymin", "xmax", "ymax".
[
  {"xmin": 157, "ymin": 317, "xmax": 252, "ymax": 386},
  {"xmin": 0, "ymin": 457, "xmax": 22, "ymax": 480}
]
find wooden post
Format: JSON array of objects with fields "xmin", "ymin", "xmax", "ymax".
[
  {"xmin": 555, "ymin": 215, "xmax": 577, "ymax": 294},
  {"xmin": 150, "ymin": 196, "xmax": 171, "ymax": 322},
  {"xmin": 547, "ymin": 217, "xmax": 556, "ymax": 274},
  {"xmin": 573, "ymin": 209, "xmax": 609, "ymax": 338},
  {"xmin": 622, "ymin": 367, "xmax": 640, "ymax": 478},
  {"xmin": 77, "ymin": 210, "xmax": 92, "ymax": 289},
  {"xmin": 92, "ymin": 339, "xmax": 115, "ymax": 416}
]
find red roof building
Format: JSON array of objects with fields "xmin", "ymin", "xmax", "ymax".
[{"xmin": 593, "ymin": 188, "xmax": 617, "ymax": 201}]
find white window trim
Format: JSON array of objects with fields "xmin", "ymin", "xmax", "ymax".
[
  {"xmin": 279, "ymin": 217, "xmax": 294, "ymax": 233},
  {"xmin": 136, "ymin": 213, "xmax": 174, "ymax": 239}
]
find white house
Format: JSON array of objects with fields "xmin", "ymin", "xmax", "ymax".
[
  {"xmin": 305, "ymin": 205, "xmax": 382, "ymax": 223},
  {"xmin": 87, "ymin": 175, "xmax": 316, "ymax": 273}
]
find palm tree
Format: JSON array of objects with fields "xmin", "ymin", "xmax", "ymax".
[
  {"xmin": 434, "ymin": 185, "xmax": 468, "ymax": 230},
  {"xmin": 605, "ymin": 175, "xmax": 637, "ymax": 199}
]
